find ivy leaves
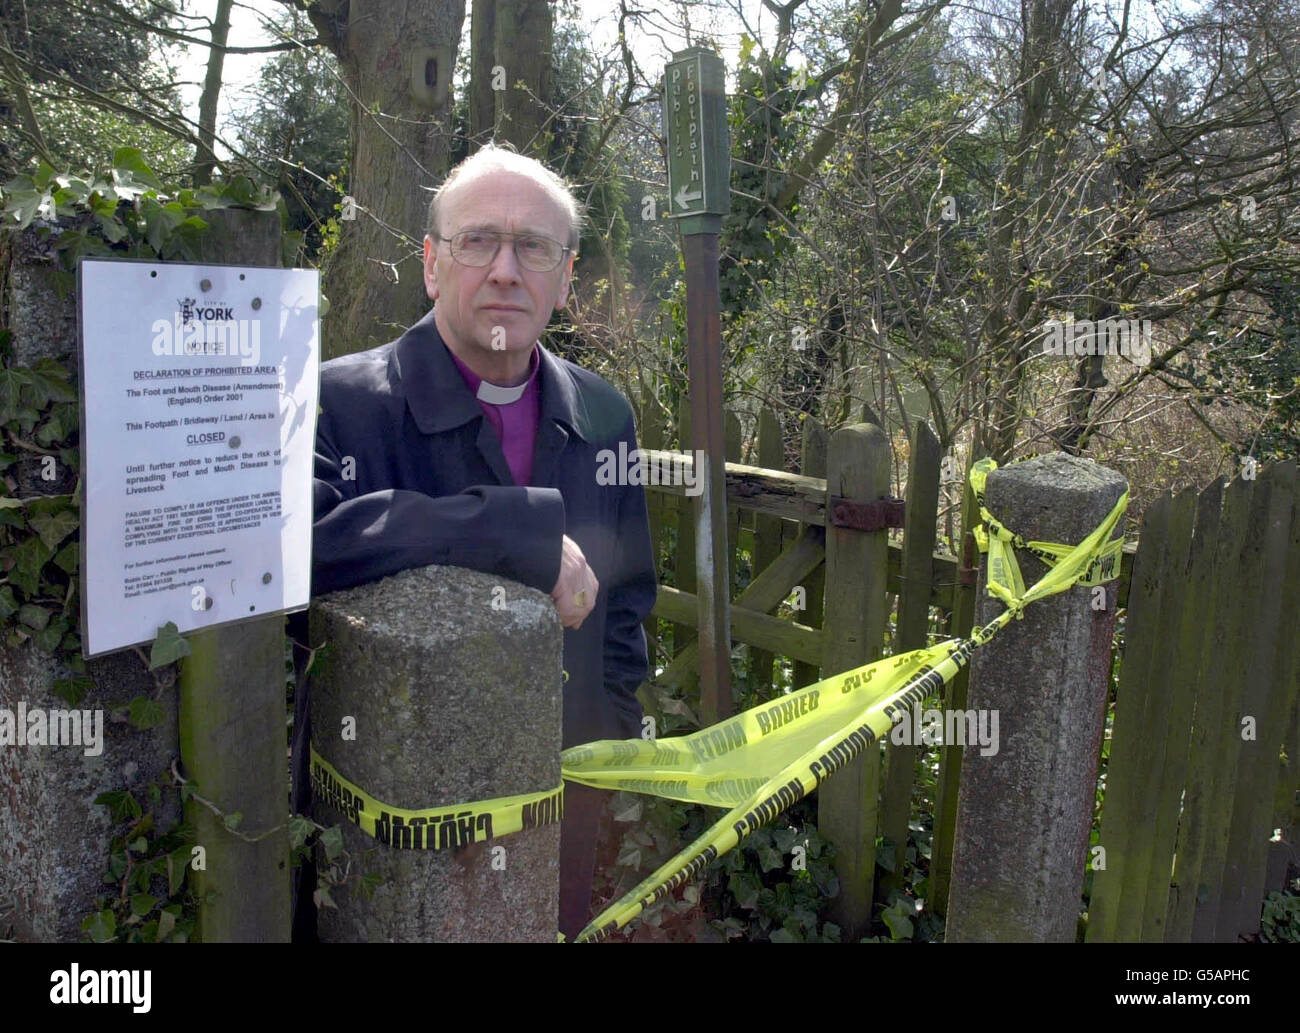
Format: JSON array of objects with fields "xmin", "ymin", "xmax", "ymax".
[
  {"xmin": 0, "ymin": 493, "xmax": 79, "ymax": 653},
  {"xmin": 0, "ymin": 353, "xmax": 79, "ymax": 654},
  {"xmin": 0, "ymin": 147, "xmax": 281, "ymax": 267},
  {"xmin": 86, "ymin": 779, "xmax": 200, "ymax": 944},
  {"xmin": 148, "ymin": 621, "xmax": 191, "ymax": 669}
]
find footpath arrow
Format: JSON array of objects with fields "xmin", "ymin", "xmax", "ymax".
[{"xmin": 675, "ymin": 184, "xmax": 703, "ymax": 210}]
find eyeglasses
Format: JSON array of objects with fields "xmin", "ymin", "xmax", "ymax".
[{"xmin": 436, "ymin": 230, "xmax": 572, "ymax": 272}]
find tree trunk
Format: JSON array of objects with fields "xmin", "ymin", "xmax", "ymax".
[
  {"xmin": 468, "ymin": 0, "xmax": 553, "ymax": 155},
  {"xmin": 317, "ymin": 0, "xmax": 465, "ymax": 359},
  {"xmin": 980, "ymin": 0, "xmax": 1076, "ymax": 461},
  {"xmin": 193, "ymin": 0, "xmax": 233, "ymax": 187}
]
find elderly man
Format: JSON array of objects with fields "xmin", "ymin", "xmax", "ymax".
[{"xmin": 294, "ymin": 145, "xmax": 657, "ymax": 940}]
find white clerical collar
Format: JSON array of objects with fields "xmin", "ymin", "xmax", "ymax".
[
  {"xmin": 476, "ymin": 378, "xmax": 527, "ymax": 404},
  {"xmin": 474, "ymin": 347, "xmax": 538, "ymax": 405}
]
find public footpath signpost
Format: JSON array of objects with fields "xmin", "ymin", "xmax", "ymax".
[{"xmin": 665, "ymin": 47, "xmax": 732, "ymax": 724}]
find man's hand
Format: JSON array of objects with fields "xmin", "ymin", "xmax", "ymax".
[{"xmin": 551, "ymin": 534, "xmax": 598, "ymax": 630}]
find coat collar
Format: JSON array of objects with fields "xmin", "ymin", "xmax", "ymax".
[{"xmin": 392, "ymin": 308, "xmax": 589, "ymax": 445}]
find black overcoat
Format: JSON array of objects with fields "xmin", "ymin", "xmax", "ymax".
[{"xmin": 310, "ymin": 308, "xmax": 656, "ymax": 749}]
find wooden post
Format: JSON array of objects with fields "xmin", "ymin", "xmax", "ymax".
[
  {"xmin": 177, "ymin": 207, "xmax": 291, "ymax": 942},
  {"xmin": 818, "ymin": 423, "xmax": 891, "ymax": 939},
  {"xmin": 878, "ymin": 421, "xmax": 940, "ymax": 897}
]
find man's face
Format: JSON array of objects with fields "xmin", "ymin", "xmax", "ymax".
[{"xmin": 423, "ymin": 170, "xmax": 575, "ymax": 363}]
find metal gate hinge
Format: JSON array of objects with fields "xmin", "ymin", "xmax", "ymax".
[{"xmin": 828, "ymin": 496, "xmax": 905, "ymax": 532}]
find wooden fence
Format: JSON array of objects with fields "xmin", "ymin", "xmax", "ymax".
[
  {"xmin": 1087, "ymin": 462, "xmax": 1300, "ymax": 942},
  {"xmin": 634, "ymin": 397, "xmax": 1299, "ymax": 942}
]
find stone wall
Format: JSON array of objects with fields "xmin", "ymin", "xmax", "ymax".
[{"xmin": 0, "ymin": 226, "xmax": 180, "ymax": 941}]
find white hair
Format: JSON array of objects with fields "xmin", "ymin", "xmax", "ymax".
[{"xmin": 428, "ymin": 144, "xmax": 583, "ymax": 251}]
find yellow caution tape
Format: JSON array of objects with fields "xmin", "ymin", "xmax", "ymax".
[
  {"xmin": 969, "ymin": 457, "xmax": 1128, "ymax": 604},
  {"xmin": 308, "ymin": 456, "xmax": 1127, "ymax": 943},
  {"xmin": 569, "ymin": 457, "xmax": 1128, "ymax": 941},
  {"xmin": 309, "ymin": 747, "xmax": 564, "ymax": 849}
]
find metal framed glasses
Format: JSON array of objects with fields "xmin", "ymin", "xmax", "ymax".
[{"xmin": 437, "ymin": 230, "xmax": 572, "ymax": 272}]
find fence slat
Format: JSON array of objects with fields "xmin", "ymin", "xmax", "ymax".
[
  {"xmin": 1271, "ymin": 476, "xmax": 1300, "ymax": 860},
  {"xmin": 818, "ymin": 423, "xmax": 891, "ymax": 940},
  {"xmin": 792, "ymin": 418, "xmax": 829, "ymax": 691},
  {"xmin": 750, "ymin": 407, "xmax": 786, "ymax": 696},
  {"xmin": 879, "ymin": 421, "xmax": 941, "ymax": 898},
  {"xmin": 1116, "ymin": 488, "xmax": 1194, "ymax": 941},
  {"xmin": 1162, "ymin": 478, "xmax": 1249, "ymax": 940},
  {"xmin": 1183, "ymin": 476, "xmax": 1256, "ymax": 940},
  {"xmin": 931, "ymin": 460, "xmax": 979, "ymax": 915},
  {"xmin": 1086, "ymin": 493, "xmax": 1173, "ymax": 941},
  {"xmin": 648, "ymin": 527, "xmax": 826, "ymax": 691},
  {"xmin": 653, "ymin": 586, "xmax": 822, "ymax": 665},
  {"xmin": 1143, "ymin": 479, "xmax": 1226, "ymax": 941},
  {"xmin": 1216, "ymin": 462, "xmax": 1297, "ymax": 940}
]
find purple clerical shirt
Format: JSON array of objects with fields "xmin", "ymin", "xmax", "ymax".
[{"xmin": 446, "ymin": 343, "xmax": 541, "ymax": 487}]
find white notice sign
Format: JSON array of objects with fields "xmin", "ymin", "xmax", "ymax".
[{"xmin": 78, "ymin": 258, "xmax": 320, "ymax": 657}]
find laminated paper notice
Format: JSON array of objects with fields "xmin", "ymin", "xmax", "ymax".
[{"xmin": 78, "ymin": 258, "xmax": 320, "ymax": 657}]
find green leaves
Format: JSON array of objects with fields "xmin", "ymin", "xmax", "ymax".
[
  {"xmin": 319, "ymin": 825, "xmax": 344, "ymax": 862},
  {"xmin": 1, "ymin": 174, "xmax": 49, "ymax": 230},
  {"xmin": 880, "ymin": 894, "xmax": 916, "ymax": 940},
  {"xmin": 94, "ymin": 790, "xmax": 143, "ymax": 823},
  {"xmin": 288, "ymin": 815, "xmax": 315, "ymax": 850},
  {"xmin": 2, "ymin": 151, "xmax": 282, "ymax": 278},
  {"xmin": 53, "ymin": 676, "xmax": 94, "ymax": 707},
  {"xmin": 83, "ymin": 909, "xmax": 117, "ymax": 943},
  {"xmin": 127, "ymin": 695, "xmax": 167, "ymax": 730},
  {"xmin": 112, "ymin": 147, "xmax": 162, "ymax": 190},
  {"xmin": 149, "ymin": 622, "xmax": 191, "ymax": 669},
  {"xmin": 6, "ymin": 535, "xmax": 52, "ymax": 596},
  {"xmin": 27, "ymin": 507, "xmax": 78, "ymax": 550},
  {"xmin": 88, "ymin": 774, "xmax": 199, "ymax": 943}
]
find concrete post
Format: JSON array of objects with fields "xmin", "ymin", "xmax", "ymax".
[
  {"xmin": 308, "ymin": 565, "xmax": 562, "ymax": 942},
  {"xmin": 946, "ymin": 452, "xmax": 1127, "ymax": 942}
]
